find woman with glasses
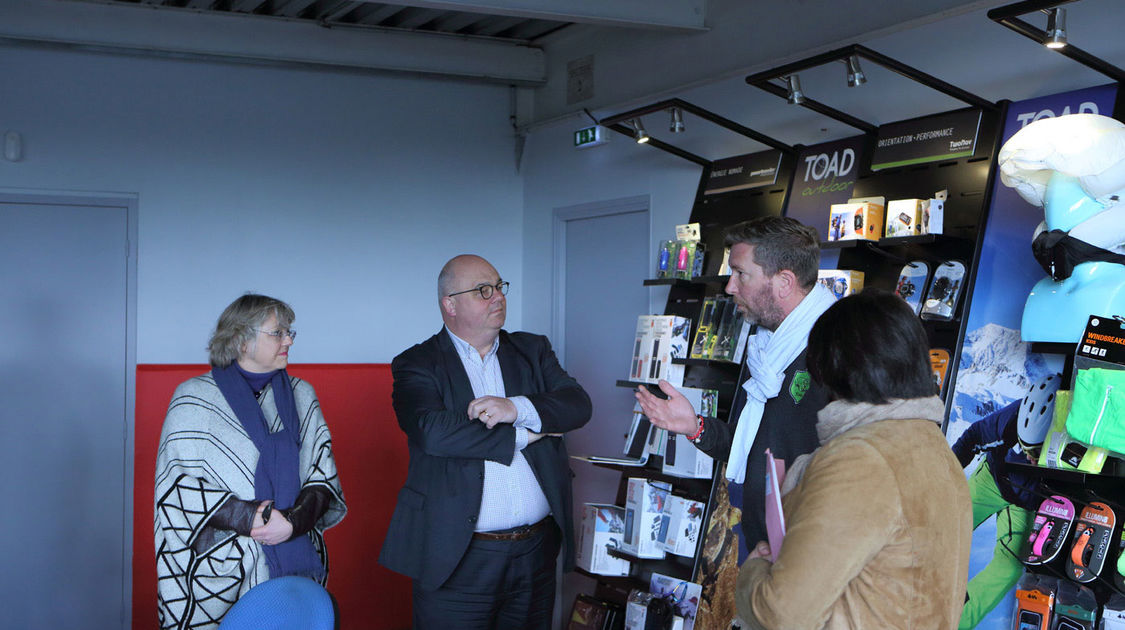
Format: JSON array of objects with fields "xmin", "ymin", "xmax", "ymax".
[{"xmin": 154, "ymin": 293, "xmax": 346, "ymax": 629}]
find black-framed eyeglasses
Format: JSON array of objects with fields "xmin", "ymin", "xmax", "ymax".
[
  {"xmin": 255, "ymin": 328, "xmax": 297, "ymax": 341},
  {"xmin": 447, "ymin": 280, "xmax": 510, "ymax": 300}
]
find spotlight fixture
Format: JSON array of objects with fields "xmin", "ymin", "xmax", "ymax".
[
  {"xmin": 669, "ymin": 107, "xmax": 685, "ymax": 133},
  {"xmin": 1045, "ymin": 7, "xmax": 1067, "ymax": 49},
  {"xmin": 845, "ymin": 54, "xmax": 867, "ymax": 87},
  {"xmin": 632, "ymin": 118, "xmax": 650, "ymax": 144},
  {"xmin": 785, "ymin": 75, "xmax": 806, "ymax": 105}
]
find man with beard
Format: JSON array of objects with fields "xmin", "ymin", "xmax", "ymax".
[
  {"xmin": 380, "ymin": 254, "xmax": 592, "ymax": 629},
  {"xmin": 636, "ymin": 216, "xmax": 836, "ymax": 557}
]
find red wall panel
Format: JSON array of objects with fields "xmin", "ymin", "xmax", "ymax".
[{"xmin": 134, "ymin": 364, "xmax": 411, "ymax": 629}]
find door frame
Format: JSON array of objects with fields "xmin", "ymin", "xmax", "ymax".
[
  {"xmin": 0, "ymin": 188, "xmax": 138, "ymax": 627},
  {"xmin": 551, "ymin": 195, "xmax": 650, "ymax": 367}
]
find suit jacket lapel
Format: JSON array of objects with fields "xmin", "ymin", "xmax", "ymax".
[
  {"xmin": 436, "ymin": 329, "xmax": 475, "ymax": 406},
  {"xmin": 496, "ymin": 332, "xmax": 524, "ymax": 398}
]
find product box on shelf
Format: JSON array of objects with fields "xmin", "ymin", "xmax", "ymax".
[
  {"xmin": 827, "ymin": 201, "xmax": 883, "ymax": 241},
  {"xmin": 675, "ymin": 222, "xmax": 701, "ymax": 242},
  {"xmin": 576, "ymin": 503, "xmax": 631, "ymax": 576},
  {"xmin": 663, "ymin": 387, "xmax": 717, "ymax": 479},
  {"xmin": 921, "ymin": 198, "xmax": 944, "ymax": 235},
  {"xmin": 629, "ymin": 315, "xmax": 653, "ymax": 381},
  {"xmin": 884, "ymin": 199, "xmax": 925, "ymax": 237},
  {"xmin": 622, "ymin": 478, "xmax": 671, "ymax": 559},
  {"xmin": 659, "ymin": 495, "xmax": 706, "ymax": 557},
  {"xmin": 817, "ymin": 269, "xmax": 864, "ymax": 300},
  {"xmin": 630, "ymin": 315, "xmax": 690, "ymax": 386}
]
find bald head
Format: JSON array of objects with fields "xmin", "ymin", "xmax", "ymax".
[
  {"xmin": 438, "ymin": 255, "xmax": 507, "ymax": 347},
  {"xmin": 438, "ymin": 254, "xmax": 495, "ymax": 299}
]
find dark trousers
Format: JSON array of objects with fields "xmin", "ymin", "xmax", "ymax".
[{"xmin": 412, "ymin": 523, "xmax": 561, "ymax": 630}]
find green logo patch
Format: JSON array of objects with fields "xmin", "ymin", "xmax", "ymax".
[{"xmin": 790, "ymin": 370, "xmax": 811, "ymax": 404}]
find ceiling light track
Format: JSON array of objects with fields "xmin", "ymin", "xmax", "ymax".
[
  {"xmin": 988, "ymin": 0, "xmax": 1125, "ymax": 83},
  {"xmin": 744, "ymin": 43, "xmax": 996, "ymax": 132}
]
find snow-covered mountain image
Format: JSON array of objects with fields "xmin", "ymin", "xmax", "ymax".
[{"xmin": 945, "ymin": 323, "xmax": 1052, "ymax": 444}]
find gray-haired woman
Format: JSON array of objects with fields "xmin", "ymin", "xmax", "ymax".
[{"xmin": 154, "ymin": 294, "xmax": 346, "ymax": 629}]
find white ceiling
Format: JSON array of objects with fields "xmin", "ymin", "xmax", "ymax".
[{"xmin": 2, "ymin": 0, "xmax": 1123, "ymax": 158}]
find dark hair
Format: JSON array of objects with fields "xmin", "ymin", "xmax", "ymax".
[
  {"xmin": 807, "ymin": 289, "xmax": 936, "ymax": 403},
  {"xmin": 724, "ymin": 216, "xmax": 820, "ymax": 289},
  {"xmin": 208, "ymin": 293, "xmax": 295, "ymax": 367}
]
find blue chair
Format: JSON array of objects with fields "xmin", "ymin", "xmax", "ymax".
[{"xmin": 219, "ymin": 576, "xmax": 336, "ymax": 630}]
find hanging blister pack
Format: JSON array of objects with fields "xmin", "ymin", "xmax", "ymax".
[
  {"xmin": 920, "ymin": 260, "xmax": 966, "ymax": 321},
  {"xmin": 1051, "ymin": 581, "xmax": 1096, "ymax": 630},
  {"xmin": 1013, "ymin": 572, "xmax": 1056, "ymax": 630},
  {"xmin": 1025, "ymin": 495, "xmax": 1075, "ymax": 566},
  {"xmin": 1065, "ymin": 501, "xmax": 1116, "ymax": 583},
  {"xmin": 894, "ymin": 260, "xmax": 930, "ymax": 316},
  {"xmin": 1102, "ymin": 593, "xmax": 1125, "ymax": 630}
]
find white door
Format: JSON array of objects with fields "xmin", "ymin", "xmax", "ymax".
[{"xmin": 0, "ymin": 194, "xmax": 135, "ymax": 628}]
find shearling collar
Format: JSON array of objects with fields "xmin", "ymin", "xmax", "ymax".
[
  {"xmin": 816, "ymin": 396, "xmax": 945, "ymax": 444},
  {"xmin": 781, "ymin": 396, "xmax": 945, "ymax": 496}
]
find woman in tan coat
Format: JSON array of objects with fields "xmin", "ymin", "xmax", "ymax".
[{"xmin": 735, "ymin": 289, "xmax": 972, "ymax": 630}]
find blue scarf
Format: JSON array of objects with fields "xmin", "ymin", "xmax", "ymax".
[{"xmin": 212, "ymin": 363, "xmax": 323, "ymax": 580}]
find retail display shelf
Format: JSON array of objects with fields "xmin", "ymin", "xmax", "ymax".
[{"xmin": 642, "ymin": 278, "xmax": 693, "ymax": 287}]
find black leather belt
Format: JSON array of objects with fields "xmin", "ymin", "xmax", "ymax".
[{"xmin": 472, "ymin": 516, "xmax": 553, "ymax": 541}]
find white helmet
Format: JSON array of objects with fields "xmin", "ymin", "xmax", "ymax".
[{"xmin": 1017, "ymin": 373, "xmax": 1063, "ymax": 455}]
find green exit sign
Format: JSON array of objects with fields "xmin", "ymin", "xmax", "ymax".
[{"xmin": 574, "ymin": 125, "xmax": 607, "ymax": 149}]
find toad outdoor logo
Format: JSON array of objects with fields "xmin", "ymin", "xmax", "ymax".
[{"xmin": 790, "ymin": 371, "xmax": 811, "ymax": 404}]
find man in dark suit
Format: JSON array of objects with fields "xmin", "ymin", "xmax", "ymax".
[{"xmin": 379, "ymin": 254, "xmax": 592, "ymax": 630}]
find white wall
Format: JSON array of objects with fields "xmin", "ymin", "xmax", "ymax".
[
  {"xmin": 520, "ymin": 118, "xmax": 703, "ymax": 334},
  {"xmin": 0, "ymin": 43, "xmax": 525, "ymax": 363}
]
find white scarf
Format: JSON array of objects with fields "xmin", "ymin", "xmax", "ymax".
[{"xmin": 726, "ymin": 283, "xmax": 836, "ymax": 483}]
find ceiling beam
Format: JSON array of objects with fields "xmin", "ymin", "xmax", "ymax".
[
  {"xmin": 0, "ymin": 0, "xmax": 546, "ymax": 85},
  {"xmin": 378, "ymin": 0, "xmax": 708, "ymax": 31}
]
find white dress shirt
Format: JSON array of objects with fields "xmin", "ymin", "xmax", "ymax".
[{"xmin": 446, "ymin": 328, "xmax": 551, "ymax": 532}]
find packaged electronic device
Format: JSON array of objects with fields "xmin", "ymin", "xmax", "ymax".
[
  {"xmin": 827, "ymin": 201, "xmax": 884, "ymax": 241},
  {"xmin": 656, "ymin": 240, "xmax": 679, "ymax": 279},
  {"xmin": 816, "ymin": 269, "xmax": 864, "ymax": 300},
  {"xmin": 1065, "ymin": 501, "xmax": 1116, "ymax": 583},
  {"xmin": 895, "ymin": 261, "xmax": 930, "ymax": 316},
  {"xmin": 623, "ymin": 478, "xmax": 671, "ymax": 559},
  {"xmin": 920, "ymin": 260, "xmax": 966, "ymax": 321},
  {"xmin": 663, "ymin": 387, "xmax": 716, "ymax": 479},
  {"xmin": 576, "ymin": 503, "xmax": 631, "ymax": 576},
  {"xmin": 659, "ymin": 495, "xmax": 706, "ymax": 557},
  {"xmin": 689, "ymin": 298, "xmax": 718, "ymax": 359},
  {"xmin": 1024, "ymin": 495, "xmax": 1074, "ymax": 566},
  {"xmin": 884, "ymin": 198, "xmax": 925, "ymax": 237},
  {"xmin": 930, "ymin": 348, "xmax": 951, "ymax": 397}
]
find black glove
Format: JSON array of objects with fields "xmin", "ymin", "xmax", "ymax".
[
  {"xmin": 281, "ymin": 485, "xmax": 333, "ymax": 541},
  {"xmin": 208, "ymin": 497, "xmax": 261, "ymax": 536}
]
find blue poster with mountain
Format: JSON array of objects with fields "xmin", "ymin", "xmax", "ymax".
[{"xmin": 946, "ymin": 83, "xmax": 1118, "ymax": 630}]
